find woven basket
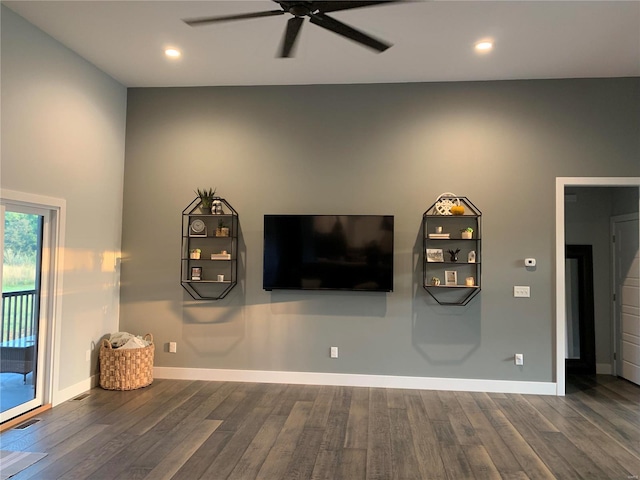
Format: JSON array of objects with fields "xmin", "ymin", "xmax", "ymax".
[{"xmin": 99, "ymin": 334, "xmax": 154, "ymax": 390}]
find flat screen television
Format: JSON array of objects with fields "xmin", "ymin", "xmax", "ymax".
[{"xmin": 263, "ymin": 215, "xmax": 394, "ymax": 292}]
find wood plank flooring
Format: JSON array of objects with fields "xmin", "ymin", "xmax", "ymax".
[{"xmin": 1, "ymin": 375, "xmax": 638, "ymax": 479}]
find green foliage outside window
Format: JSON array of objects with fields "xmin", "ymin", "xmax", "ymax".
[{"xmin": 3, "ymin": 212, "xmax": 39, "ymax": 292}]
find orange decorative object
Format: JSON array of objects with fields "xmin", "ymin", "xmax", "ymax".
[{"xmin": 450, "ymin": 205, "xmax": 465, "ymax": 215}]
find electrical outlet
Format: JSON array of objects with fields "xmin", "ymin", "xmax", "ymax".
[
  {"xmin": 514, "ymin": 286, "xmax": 530, "ymax": 298},
  {"xmin": 169, "ymin": 342, "xmax": 177, "ymax": 353},
  {"xmin": 330, "ymin": 346, "xmax": 338, "ymax": 358},
  {"xmin": 515, "ymin": 353, "xmax": 524, "ymax": 365}
]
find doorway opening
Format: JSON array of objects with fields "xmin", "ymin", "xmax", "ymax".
[
  {"xmin": 556, "ymin": 178, "xmax": 640, "ymax": 396},
  {"xmin": 1, "ymin": 209, "xmax": 43, "ymax": 416},
  {"xmin": 0, "ymin": 191, "xmax": 65, "ymax": 424}
]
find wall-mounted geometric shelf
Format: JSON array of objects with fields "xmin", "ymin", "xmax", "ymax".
[
  {"xmin": 181, "ymin": 197, "xmax": 238, "ymax": 300},
  {"xmin": 423, "ymin": 195, "xmax": 481, "ymax": 306}
]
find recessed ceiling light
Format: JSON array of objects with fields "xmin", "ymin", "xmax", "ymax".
[
  {"xmin": 165, "ymin": 48, "xmax": 181, "ymax": 58},
  {"xmin": 475, "ymin": 41, "xmax": 493, "ymax": 53}
]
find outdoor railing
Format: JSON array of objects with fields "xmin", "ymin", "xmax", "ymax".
[{"xmin": 1, "ymin": 290, "xmax": 38, "ymax": 343}]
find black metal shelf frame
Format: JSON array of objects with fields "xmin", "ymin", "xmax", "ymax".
[
  {"xmin": 422, "ymin": 196, "xmax": 482, "ymax": 306},
  {"xmin": 181, "ymin": 197, "xmax": 239, "ymax": 300}
]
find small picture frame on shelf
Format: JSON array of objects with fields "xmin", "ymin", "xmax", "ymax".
[
  {"xmin": 191, "ymin": 267, "xmax": 202, "ymax": 281},
  {"xmin": 445, "ymin": 270, "xmax": 457, "ymax": 286},
  {"xmin": 426, "ymin": 249, "xmax": 444, "ymax": 263}
]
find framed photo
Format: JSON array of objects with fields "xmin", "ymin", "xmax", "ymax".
[
  {"xmin": 445, "ymin": 270, "xmax": 457, "ymax": 286},
  {"xmin": 426, "ymin": 248, "xmax": 444, "ymax": 263},
  {"xmin": 191, "ymin": 267, "xmax": 202, "ymax": 281}
]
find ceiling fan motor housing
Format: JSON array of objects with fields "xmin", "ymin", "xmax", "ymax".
[{"xmin": 286, "ymin": 4, "xmax": 312, "ymax": 17}]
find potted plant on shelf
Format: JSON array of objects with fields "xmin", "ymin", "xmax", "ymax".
[
  {"xmin": 461, "ymin": 227, "xmax": 473, "ymax": 239},
  {"xmin": 195, "ymin": 187, "xmax": 216, "ymax": 214},
  {"xmin": 216, "ymin": 219, "xmax": 229, "ymax": 237},
  {"xmin": 189, "ymin": 248, "xmax": 201, "ymax": 259}
]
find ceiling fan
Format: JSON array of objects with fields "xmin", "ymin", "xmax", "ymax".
[{"xmin": 183, "ymin": 1, "xmax": 399, "ymax": 58}]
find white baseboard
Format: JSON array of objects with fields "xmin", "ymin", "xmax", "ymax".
[
  {"xmin": 596, "ymin": 363, "xmax": 613, "ymax": 375},
  {"xmin": 154, "ymin": 367, "xmax": 557, "ymax": 396},
  {"xmin": 53, "ymin": 374, "xmax": 98, "ymax": 406}
]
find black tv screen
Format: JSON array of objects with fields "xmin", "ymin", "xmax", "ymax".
[{"xmin": 263, "ymin": 215, "xmax": 394, "ymax": 292}]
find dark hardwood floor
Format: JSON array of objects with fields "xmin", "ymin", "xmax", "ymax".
[{"xmin": 1, "ymin": 375, "xmax": 638, "ymax": 479}]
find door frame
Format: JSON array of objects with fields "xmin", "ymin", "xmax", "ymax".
[
  {"xmin": 0, "ymin": 189, "xmax": 66, "ymax": 417},
  {"xmin": 555, "ymin": 177, "xmax": 640, "ymax": 395}
]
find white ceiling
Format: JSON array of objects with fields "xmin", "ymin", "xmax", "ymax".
[{"xmin": 4, "ymin": 1, "xmax": 640, "ymax": 87}]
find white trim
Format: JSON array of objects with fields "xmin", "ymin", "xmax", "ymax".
[
  {"xmin": 0, "ymin": 189, "xmax": 66, "ymax": 212},
  {"xmin": 154, "ymin": 367, "xmax": 557, "ymax": 396},
  {"xmin": 596, "ymin": 363, "xmax": 613, "ymax": 375},
  {"xmin": 556, "ymin": 177, "xmax": 640, "ymax": 396},
  {"xmin": 556, "ymin": 179, "xmax": 566, "ymax": 395},
  {"xmin": 54, "ymin": 375, "xmax": 98, "ymax": 405}
]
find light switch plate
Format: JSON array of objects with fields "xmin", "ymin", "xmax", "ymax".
[{"xmin": 514, "ymin": 286, "xmax": 530, "ymax": 298}]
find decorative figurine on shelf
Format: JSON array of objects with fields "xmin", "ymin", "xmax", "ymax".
[
  {"xmin": 468, "ymin": 250, "xmax": 476, "ymax": 263},
  {"xmin": 461, "ymin": 227, "xmax": 473, "ymax": 239},
  {"xmin": 447, "ymin": 249, "xmax": 460, "ymax": 262},
  {"xmin": 431, "ymin": 277, "xmax": 441, "ymax": 286},
  {"xmin": 212, "ymin": 198, "xmax": 223, "ymax": 215}
]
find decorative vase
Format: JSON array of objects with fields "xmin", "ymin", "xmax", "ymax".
[{"xmin": 450, "ymin": 205, "xmax": 465, "ymax": 215}]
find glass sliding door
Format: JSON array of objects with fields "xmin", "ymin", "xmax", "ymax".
[{"xmin": 0, "ymin": 206, "xmax": 45, "ymax": 421}]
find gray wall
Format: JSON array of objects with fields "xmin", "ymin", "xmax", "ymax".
[
  {"xmin": 612, "ymin": 187, "xmax": 640, "ymax": 216},
  {"xmin": 120, "ymin": 78, "xmax": 640, "ymax": 383},
  {"xmin": 565, "ymin": 186, "xmax": 639, "ymax": 370},
  {"xmin": 1, "ymin": 6, "xmax": 127, "ymax": 390}
]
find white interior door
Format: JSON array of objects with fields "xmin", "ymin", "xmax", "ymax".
[{"xmin": 613, "ymin": 215, "xmax": 640, "ymax": 385}]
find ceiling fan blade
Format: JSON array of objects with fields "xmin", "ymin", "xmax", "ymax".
[
  {"xmin": 309, "ymin": 12, "xmax": 391, "ymax": 52},
  {"xmin": 312, "ymin": 1, "xmax": 398, "ymax": 14},
  {"xmin": 280, "ymin": 17, "xmax": 304, "ymax": 58},
  {"xmin": 183, "ymin": 9, "xmax": 284, "ymax": 27}
]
